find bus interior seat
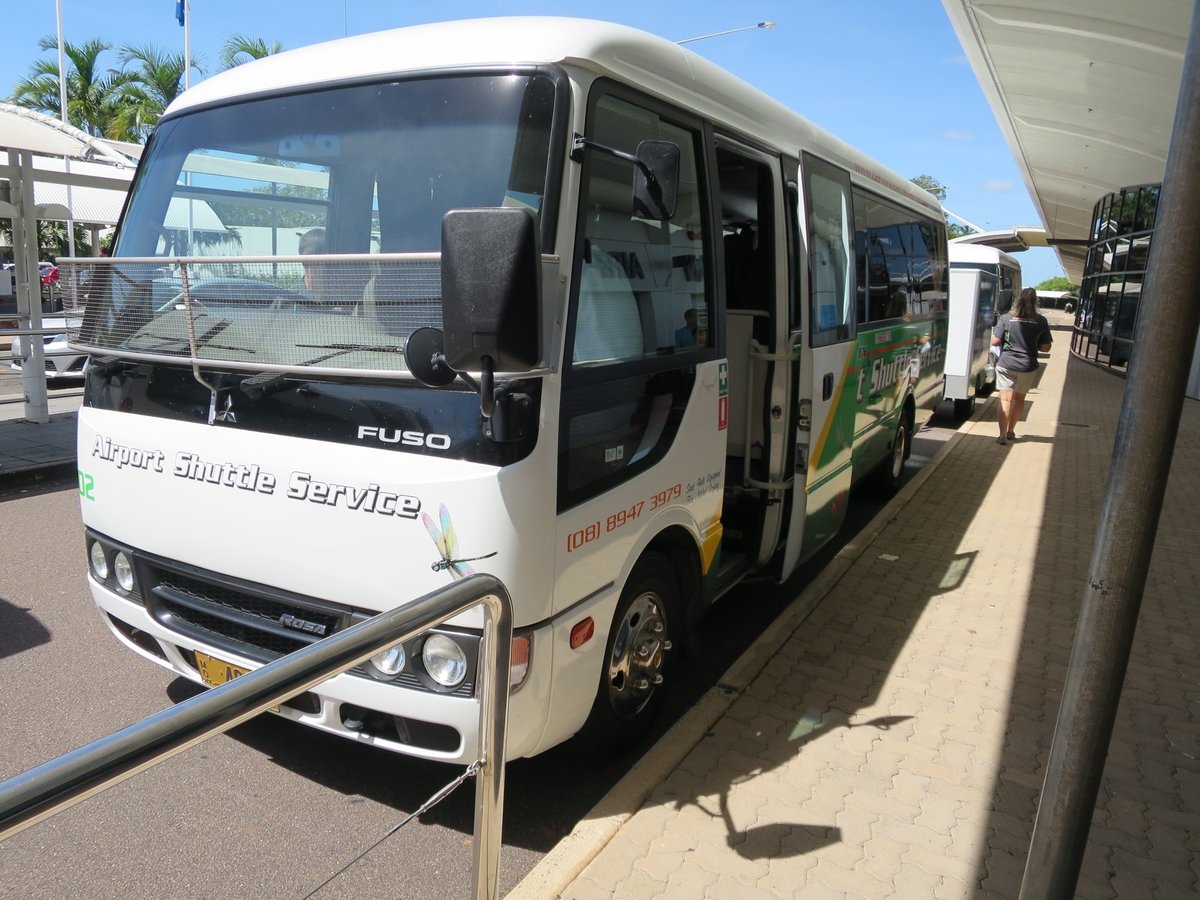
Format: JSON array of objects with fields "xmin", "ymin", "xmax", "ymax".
[
  {"xmin": 574, "ymin": 204, "xmax": 652, "ymax": 364},
  {"xmin": 574, "ymin": 240, "xmax": 644, "ymax": 364}
]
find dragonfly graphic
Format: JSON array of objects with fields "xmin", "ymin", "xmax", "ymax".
[{"xmin": 422, "ymin": 503, "xmax": 496, "ymax": 579}]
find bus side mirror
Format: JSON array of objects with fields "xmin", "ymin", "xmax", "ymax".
[
  {"xmin": 441, "ymin": 207, "xmax": 542, "ymax": 375},
  {"xmin": 632, "ymin": 140, "xmax": 679, "ymax": 220}
]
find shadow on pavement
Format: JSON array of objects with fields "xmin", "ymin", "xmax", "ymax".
[{"xmin": 0, "ymin": 596, "xmax": 52, "ymax": 659}]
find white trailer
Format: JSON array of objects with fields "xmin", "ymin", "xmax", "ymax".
[
  {"xmin": 944, "ymin": 242, "xmax": 1021, "ymax": 418},
  {"xmin": 944, "ymin": 267, "xmax": 998, "ymax": 417}
]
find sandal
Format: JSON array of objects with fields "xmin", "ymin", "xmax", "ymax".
[
  {"xmin": 1007, "ymin": 432, "xmax": 1017, "ymax": 441},
  {"xmin": 997, "ymin": 436, "xmax": 1007, "ymax": 445}
]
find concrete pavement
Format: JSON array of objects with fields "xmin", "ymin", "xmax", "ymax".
[
  {"xmin": 0, "ymin": 391, "xmax": 80, "ymax": 485},
  {"xmin": 512, "ymin": 318, "xmax": 1200, "ymax": 898}
]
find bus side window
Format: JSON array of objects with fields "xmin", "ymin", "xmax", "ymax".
[
  {"xmin": 568, "ymin": 94, "xmax": 709, "ymax": 369},
  {"xmin": 559, "ymin": 91, "xmax": 709, "ymax": 510},
  {"xmin": 803, "ymin": 157, "xmax": 854, "ymax": 346}
]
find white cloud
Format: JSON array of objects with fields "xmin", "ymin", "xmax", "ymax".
[
  {"xmin": 981, "ymin": 180, "xmax": 1016, "ymax": 192},
  {"xmin": 943, "ymin": 130, "xmax": 975, "ymax": 141}
]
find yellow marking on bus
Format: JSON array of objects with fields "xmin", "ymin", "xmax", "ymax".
[{"xmin": 701, "ymin": 516, "xmax": 723, "ymax": 574}]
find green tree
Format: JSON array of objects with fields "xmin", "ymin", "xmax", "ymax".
[
  {"xmin": 219, "ymin": 34, "xmax": 284, "ymax": 70},
  {"xmin": 910, "ymin": 174, "xmax": 976, "ymax": 239},
  {"xmin": 0, "ymin": 218, "xmax": 91, "ymax": 260},
  {"xmin": 111, "ymin": 43, "xmax": 202, "ymax": 141},
  {"xmin": 911, "ymin": 174, "xmax": 947, "ymax": 203},
  {"xmin": 9, "ymin": 35, "xmax": 127, "ymax": 138},
  {"xmin": 1035, "ymin": 276, "xmax": 1079, "ymax": 293}
]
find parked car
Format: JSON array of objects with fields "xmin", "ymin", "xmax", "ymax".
[
  {"xmin": 9, "ymin": 316, "xmax": 87, "ymax": 380},
  {"xmin": 154, "ymin": 277, "xmax": 311, "ymax": 312}
]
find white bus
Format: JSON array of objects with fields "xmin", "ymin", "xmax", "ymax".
[
  {"xmin": 68, "ymin": 18, "xmax": 947, "ymax": 763},
  {"xmin": 945, "ymin": 240, "xmax": 1022, "ymax": 415}
]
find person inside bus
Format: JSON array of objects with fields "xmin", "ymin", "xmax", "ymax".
[
  {"xmin": 675, "ymin": 308, "xmax": 698, "ymax": 347},
  {"xmin": 992, "ymin": 287, "xmax": 1052, "ymax": 445}
]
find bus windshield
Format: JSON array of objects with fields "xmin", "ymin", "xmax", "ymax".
[{"xmin": 80, "ymin": 72, "xmax": 557, "ymax": 375}]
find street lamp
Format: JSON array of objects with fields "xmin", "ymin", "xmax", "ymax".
[{"xmin": 676, "ymin": 21, "xmax": 775, "ymax": 45}]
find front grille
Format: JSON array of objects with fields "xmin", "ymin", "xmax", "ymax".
[
  {"xmin": 128, "ymin": 549, "xmax": 478, "ymax": 697},
  {"xmin": 142, "ymin": 560, "xmax": 359, "ymax": 665},
  {"xmin": 154, "ymin": 570, "xmax": 345, "ymax": 657}
]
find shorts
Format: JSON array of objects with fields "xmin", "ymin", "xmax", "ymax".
[{"xmin": 996, "ymin": 366, "xmax": 1037, "ymax": 393}]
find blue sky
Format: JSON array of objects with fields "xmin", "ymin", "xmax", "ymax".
[{"xmin": 3, "ymin": 0, "xmax": 1065, "ymax": 283}]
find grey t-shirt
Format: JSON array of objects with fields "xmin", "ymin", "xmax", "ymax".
[{"xmin": 994, "ymin": 313, "xmax": 1051, "ymax": 373}]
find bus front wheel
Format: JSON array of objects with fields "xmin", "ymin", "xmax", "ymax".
[
  {"xmin": 579, "ymin": 552, "xmax": 680, "ymax": 754},
  {"xmin": 875, "ymin": 414, "xmax": 911, "ymax": 497}
]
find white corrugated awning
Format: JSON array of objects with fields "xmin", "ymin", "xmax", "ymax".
[
  {"xmin": 941, "ymin": 1, "xmax": 1190, "ymax": 282},
  {"xmin": 28, "ymin": 156, "xmax": 134, "ymax": 225}
]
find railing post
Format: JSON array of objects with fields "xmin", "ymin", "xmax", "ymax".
[{"xmin": 472, "ymin": 592, "xmax": 513, "ymax": 899}]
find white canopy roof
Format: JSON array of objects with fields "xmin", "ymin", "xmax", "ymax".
[
  {"xmin": 941, "ymin": 1, "xmax": 1190, "ymax": 282},
  {"xmin": 0, "ymin": 102, "xmax": 137, "ymax": 165}
]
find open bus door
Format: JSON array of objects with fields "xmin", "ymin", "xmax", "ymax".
[
  {"xmin": 714, "ymin": 141, "xmax": 795, "ymax": 576},
  {"xmin": 781, "ymin": 155, "xmax": 857, "ymax": 576}
]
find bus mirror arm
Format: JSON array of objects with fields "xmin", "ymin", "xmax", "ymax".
[{"xmin": 571, "ymin": 133, "xmax": 679, "ymax": 219}]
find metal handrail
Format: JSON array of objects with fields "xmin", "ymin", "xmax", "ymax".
[{"xmin": 0, "ymin": 574, "xmax": 513, "ymax": 900}]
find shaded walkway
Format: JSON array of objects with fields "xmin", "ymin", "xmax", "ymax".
[{"xmin": 517, "ymin": 318, "xmax": 1200, "ymax": 897}]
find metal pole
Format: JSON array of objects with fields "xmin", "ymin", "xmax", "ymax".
[
  {"xmin": 676, "ymin": 21, "xmax": 775, "ymax": 45},
  {"xmin": 16, "ymin": 150, "xmax": 49, "ymax": 424},
  {"xmin": 55, "ymin": 0, "xmax": 77, "ymax": 265},
  {"xmin": 472, "ymin": 590, "xmax": 513, "ymax": 899},
  {"xmin": 184, "ymin": 0, "xmax": 192, "ymax": 90},
  {"xmin": 1020, "ymin": 2, "xmax": 1200, "ymax": 896}
]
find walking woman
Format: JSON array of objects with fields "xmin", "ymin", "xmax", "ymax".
[{"xmin": 992, "ymin": 287, "xmax": 1052, "ymax": 444}]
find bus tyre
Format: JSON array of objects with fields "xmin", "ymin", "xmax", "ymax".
[
  {"xmin": 875, "ymin": 415, "xmax": 910, "ymax": 497},
  {"xmin": 580, "ymin": 552, "xmax": 680, "ymax": 755}
]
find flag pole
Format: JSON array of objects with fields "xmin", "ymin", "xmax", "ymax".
[
  {"xmin": 184, "ymin": 1, "xmax": 192, "ymax": 90},
  {"xmin": 55, "ymin": 0, "xmax": 78, "ymax": 268}
]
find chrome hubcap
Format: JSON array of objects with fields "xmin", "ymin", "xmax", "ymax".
[{"xmin": 606, "ymin": 592, "xmax": 668, "ymax": 719}]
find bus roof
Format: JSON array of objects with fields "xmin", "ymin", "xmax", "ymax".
[
  {"xmin": 165, "ymin": 17, "xmax": 941, "ymax": 218},
  {"xmin": 948, "ymin": 240, "xmax": 1021, "ymax": 269}
]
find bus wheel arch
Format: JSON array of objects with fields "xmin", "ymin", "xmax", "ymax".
[{"xmin": 578, "ymin": 533, "xmax": 696, "ymax": 754}]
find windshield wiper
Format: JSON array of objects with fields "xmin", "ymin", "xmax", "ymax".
[
  {"xmin": 295, "ymin": 342, "xmax": 406, "ymax": 366},
  {"xmin": 126, "ymin": 319, "xmax": 257, "ymax": 355}
]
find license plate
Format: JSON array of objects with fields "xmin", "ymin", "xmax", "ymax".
[
  {"xmin": 194, "ymin": 650, "xmax": 250, "ymax": 687},
  {"xmin": 193, "ymin": 651, "xmax": 280, "ymax": 711}
]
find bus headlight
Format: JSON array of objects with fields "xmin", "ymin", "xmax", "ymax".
[
  {"xmin": 370, "ymin": 644, "xmax": 407, "ymax": 677},
  {"xmin": 113, "ymin": 551, "xmax": 136, "ymax": 593},
  {"xmin": 422, "ymin": 635, "xmax": 467, "ymax": 688},
  {"xmin": 89, "ymin": 541, "xmax": 109, "ymax": 580}
]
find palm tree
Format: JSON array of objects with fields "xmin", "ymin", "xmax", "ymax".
[
  {"xmin": 9, "ymin": 36, "xmax": 126, "ymax": 138},
  {"xmin": 111, "ymin": 44, "xmax": 202, "ymax": 142},
  {"xmin": 219, "ymin": 34, "xmax": 284, "ymax": 70}
]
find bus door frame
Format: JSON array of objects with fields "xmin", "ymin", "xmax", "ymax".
[
  {"xmin": 712, "ymin": 136, "xmax": 795, "ymax": 567},
  {"xmin": 781, "ymin": 153, "xmax": 858, "ymax": 576}
]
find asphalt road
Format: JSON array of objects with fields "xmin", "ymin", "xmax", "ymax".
[{"xmin": 0, "ymin": 403, "xmax": 966, "ymax": 898}]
